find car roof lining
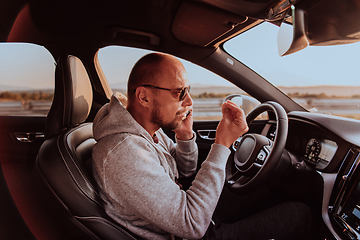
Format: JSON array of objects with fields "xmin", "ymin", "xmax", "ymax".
[
  {"xmin": 172, "ymin": 1, "xmax": 248, "ymax": 47},
  {"xmin": 2, "ymin": 0, "xmax": 272, "ymax": 59},
  {"xmin": 195, "ymin": 0, "xmax": 279, "ymax": 18}
]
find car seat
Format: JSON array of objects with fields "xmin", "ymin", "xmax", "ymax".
[{"xmin": 34, "ymin": 55, "xmax": 139, "ymax": 240}]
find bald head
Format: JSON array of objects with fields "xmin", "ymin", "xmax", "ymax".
[
  {"xmin": 125, "ymin": 52, "xmax": 192, "ymax": 136},
  {"xmin": 127, "ymin": 52, "xmax": 184, "ymax": 101}
]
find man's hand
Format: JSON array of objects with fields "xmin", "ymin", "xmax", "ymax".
[
  {"xmin": 174, "ymin": 109, "xmax": 194, "ymax": 140},
  {"xmin": 215, "ymin": 101, "xmax": 249, "ymax": 148}
]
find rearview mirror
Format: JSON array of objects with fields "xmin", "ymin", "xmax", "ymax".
[
  {"xmin": 277, "ymin": 0, "xmax": 360, "ymax": 56},
  {"xmin": 277, "ymin": 6, "xmax": 308, "ymax": 56}
]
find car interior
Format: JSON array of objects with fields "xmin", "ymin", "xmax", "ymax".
[{"xmin": 1, "ymin": 0, "xmax": 360, "ymax": 239}]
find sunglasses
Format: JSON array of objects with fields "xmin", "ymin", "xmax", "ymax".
[{"xmin": 141, "ymin": 85, "xmax": 190, "ymax": 101}]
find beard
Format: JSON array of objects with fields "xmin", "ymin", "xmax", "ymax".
[{"xmin": 151, "ymin": 98, "xmax": 183, "ymax": 130}]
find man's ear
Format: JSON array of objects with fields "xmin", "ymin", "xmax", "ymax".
[{"xmin": 136, "ymin": 86, "xmax": 151, "ymax": 107}]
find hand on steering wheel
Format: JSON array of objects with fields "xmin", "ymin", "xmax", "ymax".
[
  {"xmin": 215, "ymin": 101, "xmax": 249, "ymax": 148},
  {"xmin": 225, "ymin": 101, "xmax": 288, "ymax": 194}
]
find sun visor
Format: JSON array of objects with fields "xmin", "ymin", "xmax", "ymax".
[{"xmin": 172, "ymin": 1, "xmax": 247, "ymax": 47}]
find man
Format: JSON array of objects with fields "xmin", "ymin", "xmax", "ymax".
[{"xmin": 92, "ymin": 53, "xmax": 316, "ymax": 240}]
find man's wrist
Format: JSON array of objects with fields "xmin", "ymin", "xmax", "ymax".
[
  {"xmin": 214, "ymin": 138, "xmax": 232, "ymax": 148},
  {"xmin": 176, "ymin": 131, "xmax": 194, "ymax": 141}
]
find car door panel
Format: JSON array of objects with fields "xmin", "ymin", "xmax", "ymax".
[
  {"xmin": 193, "ymin": 121, "xmax": 218, "ymax": 164},
  {"xmin": 0, "ymin": 116, "xmax": 46, "ymax": 161},
  {"xmin": 0, "ymin": 116, "xmax": 46, "ymax": 240}
]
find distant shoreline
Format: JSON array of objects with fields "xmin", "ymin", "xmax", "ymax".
[{"xmin": 1, "ymin": 84, "xmax": 360, "ymax": 100}]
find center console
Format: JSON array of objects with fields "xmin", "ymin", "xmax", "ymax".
[{"xmin": 331, "ymin": 148, "xmax": 360, "ymax": 239}]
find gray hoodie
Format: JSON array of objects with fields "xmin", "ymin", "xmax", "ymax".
[{"xmin": 92, "ymin": 95, "xmax": 230, "ymax": 240}]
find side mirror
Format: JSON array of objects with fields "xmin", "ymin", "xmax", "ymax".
[{"xmin": 224, "ymin": 94, "xmax": 268, "ymax": 119}]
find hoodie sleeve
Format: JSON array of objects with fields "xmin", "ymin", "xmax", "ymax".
[
  {"xmin": 174, "ymin": 133, "xmax": 199, "ymax": 177},
  {"xmin": 96, "ymin": 135, "xmax": 230, "ymax": 240},
  {"xmin": 158, "ymin": 129, "xmax": 198, "ymax": 178}
]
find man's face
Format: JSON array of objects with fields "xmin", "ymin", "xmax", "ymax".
[{"xmin": 150, "ymin": 61, "xmax": 193, "ymax": 131}]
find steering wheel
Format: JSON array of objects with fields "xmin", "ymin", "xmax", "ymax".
[{"xmin": 225, "ymin": 101, "xmax": 288, "ymax": 193}]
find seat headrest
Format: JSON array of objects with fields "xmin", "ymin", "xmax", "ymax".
[{"xmin": 45, "ymin": 55, "xmax": 93, "ymax": 138}]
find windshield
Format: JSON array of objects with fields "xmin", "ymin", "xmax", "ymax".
[{"xmin": 224, "ymin": 22, "xmax": 360, "ymax": 120}]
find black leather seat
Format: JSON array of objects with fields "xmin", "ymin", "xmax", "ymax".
[{"xmin": 34, "ymin": 55, "xmax": 138, "ymax": 240}]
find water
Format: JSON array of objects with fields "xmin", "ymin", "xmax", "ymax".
[
  {"xmin": 0, "ymin": 101, "xmax": 52, "ymax": 116},
  {"xmin": 192, "ymin": 98, "xmax": 360, "ymax": 119},
  {"xmin": 295, "ymin": 98, "xmax": 360, "ymax": 116},
  {"xmin": 1, "ymin": 98, "xmax": 360, "ymax": 119}
]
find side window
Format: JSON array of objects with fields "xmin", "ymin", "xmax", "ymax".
[
  {"xmin": 0, "ymin": 43, "xmax": 55, "ymax": 116},
  {"xmin": 97, "ymin": 46, "xmax": 244, "ymax": 121}
]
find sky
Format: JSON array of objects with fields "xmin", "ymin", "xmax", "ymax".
[
  {"xmin": 0, "ymin": 43, "xmax": 55, "ymax": 90},
  {"xmin": 1, "ymin": 22, "xmax": 360, "ymax": 91},
  {"xmin": 224, "ymin": 22, "xmax": 360, "ymax": 87}
]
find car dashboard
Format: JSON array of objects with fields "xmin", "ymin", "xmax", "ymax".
[{"xmin": 285, "ymin": 111, "xmax": 360, "ymax": 240}]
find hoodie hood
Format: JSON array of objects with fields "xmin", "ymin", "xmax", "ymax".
[{"xmin": 93, "ymin": 94, "xmax": 153, "ymax": 142}]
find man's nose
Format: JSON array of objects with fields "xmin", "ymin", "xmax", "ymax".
[{"xmin": 182, "ymin": 92, "xmax": 193, "ymax": 106}]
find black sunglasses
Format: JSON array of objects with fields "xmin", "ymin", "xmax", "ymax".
[{"xmin": 141, "ymin": 85, "xmax": 190, "ymax": 101}]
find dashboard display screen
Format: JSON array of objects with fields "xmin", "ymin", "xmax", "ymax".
[
  {"xmin": 305, "ymin": 138, "xmax": 337, "ymax": 167},
  {"xmin": 352, "ymin": 207, "xmax": 360, "ymax": 220},
  {"xmin": 318, "ymin": 139, "xmax": 338, "ymax": 162},
  {"xmin": 333, "ymin": 152, "xmax": 360, "ymax": 239},
  {"xmin": 340, "ymin": 181, "xmax": 360, "ymax": 234}
]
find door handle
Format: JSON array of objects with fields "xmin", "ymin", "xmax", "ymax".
[
  {"xmin": 14, "ymin": 132, "xmax": 45, "ymax": 143},
  {"xmin": 197, "ymin": 130, "xmax": 216, "ymax": 141}
]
